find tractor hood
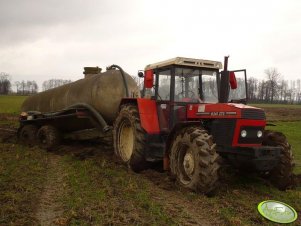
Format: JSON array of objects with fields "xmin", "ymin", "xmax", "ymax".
[{"xmin": 186, "ymin": 103, "xmax": 266, "ymax": 120}]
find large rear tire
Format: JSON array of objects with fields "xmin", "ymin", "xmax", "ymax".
[
  {"xmin": 113, "ymin": 104, "xmax": 147, "ymax": 172},
  {"xmin": 19, "ymin": 124, "xmax": 38, "ymax": 146},
  {"xmin": 170, "ymin": 127, "xmax": 220, "ymax": 194},
  {"xmin": 37, "ymin": 125, "xmax": 61, "ymax": 151},
  {"xmin": 262, "ymin": 130, "xmax": 294, "ymax": 190}
]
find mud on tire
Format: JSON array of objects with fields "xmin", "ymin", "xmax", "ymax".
[
  {"xmin": 37, "ymin": 125, "xmax": 61, "ymax": 151},
  {"xmin": 262, "ymin": 130, "xmax": 295, "ymax": 190},
  {"xmin": 113, "ymin": 104, "xmax": 147, "ymax": 172},
  {"xmin": 170, "ymin": 127, "xmax": 220, "ymax": 194},
  {"xmin": 19, "ymin": 124, "xmax": 38, "ymax": 146}
]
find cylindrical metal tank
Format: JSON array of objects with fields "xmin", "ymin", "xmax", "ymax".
[{"xmin": 21, "ymin": 69, "xmax": 140, "ymax": 123}]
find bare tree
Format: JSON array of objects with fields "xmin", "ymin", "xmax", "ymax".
[
  {"xmin": 247, "ymin": 77, "xmax": 258, "ymax": 101},
  {"xmin": 257, "ymin": 80, "xmax": 266, "ymax": 102},
  {"xmin": 264, "ymin": 68, "xmax": 281, "ymax": 103},
  {"xmin": 297, "ymin": 79, "xmax": 301, "ymax": 104},
  {"xmin": 0, "ymin": 72, "xmax": 11, "ymax": 94},
  {"xmin": 14, "ymin": 81, "xmax": 20, "ymax": 93}
]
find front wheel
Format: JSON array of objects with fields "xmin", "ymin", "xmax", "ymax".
[
  {"xmin": 169, "ymin": 127, "xmax": 220, "ymax": 194},
  {"xmin": 262, "ymin": 130, "xmax": 294, "ymax": 190},
  {"xmin": 113, "ymin": 104, "xmax": 147, "ymax": 172}
]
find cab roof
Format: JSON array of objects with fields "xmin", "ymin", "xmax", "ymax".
[{"xmin": 144, "ymin": 57, "xmax": 223, "ymax": 70}]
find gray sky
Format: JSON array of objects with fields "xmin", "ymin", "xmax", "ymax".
[{"xmin": 0, "ymin": 0, "xmax": 300, "ymax": 90}]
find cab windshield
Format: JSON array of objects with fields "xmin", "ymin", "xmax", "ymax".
[{"xmin": 174, "ymin": 68, "xmax": 218, "ymax": 103}]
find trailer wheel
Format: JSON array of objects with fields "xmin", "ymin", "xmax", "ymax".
[
  {"xmin": 170, "ymin": 127, "xmax": 220, "ymax": 194},
  {"xmin": 19, "ymin": 125, "xmax": 38, "ymax": 146},
  {"xmin": 262, "ymin": 130, "xmax": 294, "ymax": 190},
  {"xmin": 114, "ymin": 104, "xmax": 146, "ymax": 172},
  {"xmin": 37, "ymin": 125, "xmax": 61, "ymax": 151}
]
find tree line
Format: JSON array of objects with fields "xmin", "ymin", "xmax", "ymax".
[
  {"xmin": 247, "ymin": 68, "xmax": 301, "ymax": 104},
  {"xmin": 1, "ymin": 69, "xmax": 301, "ymax": 104},
  {"xmin": 0, "ymin": 72, "xmax": 72, "ymax": 95},
  {"xmin": 42, "ymin": 79, "xmax": 72, "ymax": 91}
]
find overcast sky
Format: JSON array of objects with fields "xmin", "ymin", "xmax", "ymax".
[{"xmin": 0, "ymin": 0, "xmax": 300, "ymax": 90}]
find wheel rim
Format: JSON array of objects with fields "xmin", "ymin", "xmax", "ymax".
[
  {"xmin": 177, "ymin": 143, "xmax": 195, "ymax": 184},
  {"xmin": 118, "ymin": 119, "xmax": 134, "ymax": 162},
  {"xmin": 183, "ymin": 152, "xmax": 195, "ymax": 177}
]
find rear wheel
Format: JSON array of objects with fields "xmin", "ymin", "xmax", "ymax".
[
  {"xmin": 19, "ymin": 124, "xmax": 38, "ymax": 146},
  {"xmin": 262, "ymin": 130, "xmax": 294, "ymax": 190},
  {"xmin": 113, "ymin": 104, "xmax": 147, "ymax": 172},
  {"xmin": 37, "ymin": 125, "xmax": 61, "ymax": 151},
  {"xmin": 170, "ymin": 127, "xmax": 220, "ymax": 194}
]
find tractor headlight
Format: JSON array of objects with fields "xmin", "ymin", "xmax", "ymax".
[
  {"xmin": 257, "ymin": 130, "xmax": 263, "ymax": 138},
  {"xmin": 241, "ymin": 130, "xmax": 247, "ymax": 138}
]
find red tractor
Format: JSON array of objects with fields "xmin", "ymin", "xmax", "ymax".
[{"xmin": 113, "ymin": 56, "xmax": 294, "ymax": 194}]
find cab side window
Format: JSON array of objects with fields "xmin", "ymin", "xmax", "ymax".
[{"xmin": 157, "ymin": 70, "xmax": 171, "ymax": 101}]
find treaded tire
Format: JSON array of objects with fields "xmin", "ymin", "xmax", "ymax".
[
  {"xmin": 37, "ymin": 125, "xmax": 61, "ymax": 151},
  {"xmin": 113, "ymin": 104, "xmax": 147, "ymax": 172},
  {"xmin": 170, "ymin": 126, "xmax": 220, "ymax": 194},
  {"xmin": 262, "ymin": 130, "xmax": 294, "ymax": 190},
  {"xmin": 19, "ymin": 124, "xmax": 38, "ymax": 146}
]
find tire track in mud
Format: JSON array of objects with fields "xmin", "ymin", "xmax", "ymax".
[
  {"xmin": 142, "ymin": 170, "xmax": 222, "ymax": 226},
  {"xmin": 152, "ymin": 190, "xmax": 216, "ymax": 226},
  {"xmin": 35, "ymin": 154, "xmax": 66, "ymax": 226}
]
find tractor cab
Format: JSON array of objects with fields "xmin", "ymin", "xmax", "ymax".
[{"xmin": 139, "ymin": 57, "xmax": 248, "ymax": 131}]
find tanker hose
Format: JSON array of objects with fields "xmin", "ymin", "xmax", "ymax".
[
  {"xmin": 66, "ymin": 103, "xmax": 110, "ymax": 133},
  {"xmin": 106, "ymin": 64, "xmax": 129, "ymax": 97}
]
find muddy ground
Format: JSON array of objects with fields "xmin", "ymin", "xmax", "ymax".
[
  {"xmin": 0, "ymin": 107, "xmax": 301, "ymax": 225},
  {"xmin": 0, "ymin": 127, "xmax": 223, "ymax": 225},
  {"xmin": 263, "ymin": 106, "xmax": 301, "ymax": 121}
]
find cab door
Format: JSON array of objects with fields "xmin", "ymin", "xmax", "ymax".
[
  {"xmin": 228, "ymin": 69, "xmax": 248, "ymax": 104},
  {"xmin": 155, "ymin": 68, "xmax": 173, "ymax": 132}
]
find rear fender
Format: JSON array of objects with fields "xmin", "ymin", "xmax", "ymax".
[
  {"xmin": 119, "ymin": 98, "xmax": 160, "ymax": 134},
  {"xmin": 119, "ymin": 98, "xmax": 138, "ymax": 108}
]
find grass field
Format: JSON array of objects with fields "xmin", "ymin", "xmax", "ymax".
[
  {"xmin": 0, "ymin": 95, "xmax": 28, "ymax": 114},
  {"xmin": 252, "ymin": 103, "xmax": 301, "ymax": 109},
  {"xmin": 0, "ymin": 144, "xmax": 48, "ymax": 225},
  {"xmin": 252, "ymin": 103, "xmax": 301, "ymax": 122},
  {"xmin": 0, "ymin": 95, "xmax": 301, "ymax": 225}
]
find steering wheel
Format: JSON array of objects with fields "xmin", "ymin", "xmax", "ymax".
[{"xmin": 176, "ymin": 90, "xmax": 196, "ymax": 100}]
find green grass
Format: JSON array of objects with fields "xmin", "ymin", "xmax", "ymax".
[
  {"xmin": 267, "ymin": 121, "xmax": 301, "ymax": 174},
  {"xmin": 61, "ymin": 154, "xmax": 175, "ymax": 225},
  {"xmin": 206, "ymin": 175, "xmax": 301, "ymax": 226},
  {"xmin": 0, "ymin": 95, "xmax": 28, "ymax": 114},
  {"xmin": 1, "ymin": 141, "xmax": 300, "ymax": 226},
  {"xmin": 0, "ymin": 144, "xmax": 48, "ymax": 225}
]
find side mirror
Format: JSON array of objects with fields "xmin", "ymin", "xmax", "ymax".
[
  {"xmin": 229, "ymin": 71, "xmax": 237, "ymax": 89},
  {"xmin": 144, "ymin": 69, "xmax": 154, "ymax": 88},
  {"xmin": 138, "ymin": 71, "xmax": 144, "ymax": 78}
]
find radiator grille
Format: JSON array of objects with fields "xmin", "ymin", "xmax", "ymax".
[
  {"xmin": 241, "ymin": 109, "xmax": 265, "ymax": 120},
  {"xmin": 211, "ymin": 119, "xmax": 236, "ymax": 146}
]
